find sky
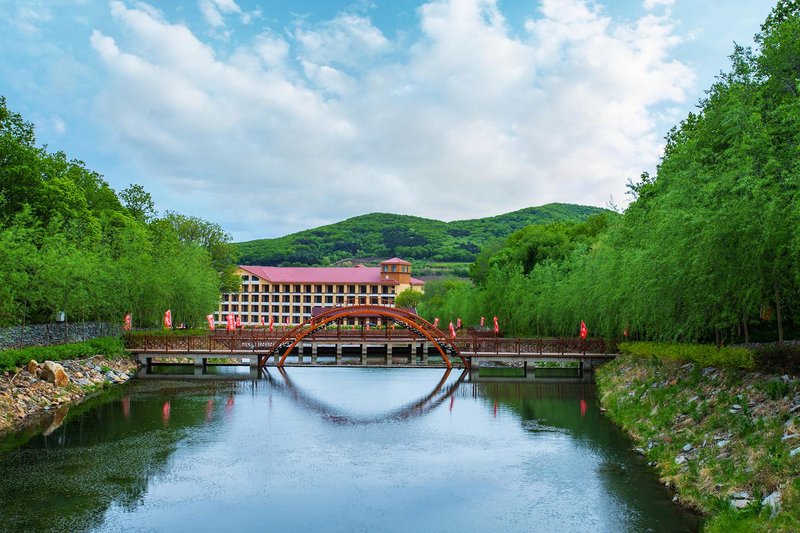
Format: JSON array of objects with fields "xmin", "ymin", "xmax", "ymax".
[{"xmin": 0, "ymin": 0, "xmax": 777, "ymax": 241}]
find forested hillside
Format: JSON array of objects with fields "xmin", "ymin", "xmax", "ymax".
[
  {"xmin": 0, "ymin": 97, "xmax": 239, "ymax": 328},
  {"xmin": 237, "ymin": 204, "xmax": 607, "ymax": 266},
  {"xmin": 421, "ymin": 2, "xmax": 800, "ymax": 344}
]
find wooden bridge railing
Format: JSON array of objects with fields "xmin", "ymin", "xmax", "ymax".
[{"xmin": 124, "ymin": 333, "xmax": 618, "ymax": 356}]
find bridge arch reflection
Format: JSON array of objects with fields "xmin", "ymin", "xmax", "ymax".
[{"xmin": 266, "ymin": 368, "xmax": 469, "ymax": 425}]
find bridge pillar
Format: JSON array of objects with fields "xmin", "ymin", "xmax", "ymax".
[
  {"xmin": 311, "ymin": 352, "xmax": 317, "ymax": 365},
  {"xmin": 336, "ymin": 349, "xmax": 342, "ymax": 365},
  {"xmin": 421, "ymin": 344, "xmax": 428, "ymax": 366},
  {"xmin": 274, "ymin": 352, "xmax": 281, "ymax": 366},
  {"xmin": 385, "ymin": 350, "xmax": 392, "ymax": 366},
  {"xmin": 194, "ymin": 356, "xmax": 204, "ymax": 368}
]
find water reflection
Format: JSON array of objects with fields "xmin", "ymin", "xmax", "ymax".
[
  {"xmin": 268, "ymin": 367, "xmax": 468, "ymax": 425},
  {"xmin": 0, "ymin": 371, "xmax": 700, "ymax": 532}
]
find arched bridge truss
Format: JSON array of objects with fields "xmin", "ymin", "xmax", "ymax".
[{"xmin": 259, "ymin": 302, "xmax": 467, "ymax": 369}]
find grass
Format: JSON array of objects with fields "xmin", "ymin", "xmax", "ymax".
[
  {"xmin": 478, "ymin": 367, "xmax": 525, "ymax": 378},
  {"xmin": 618, "ymin": 341, "xmax": 755, "ymax": 369},
  {"xmin": 597, "ymin": 352, "xmax": 800, "ymax": 531},
  {"xmin": 0, "ymin": 337, "xmax": 127, "ymax": 373}
]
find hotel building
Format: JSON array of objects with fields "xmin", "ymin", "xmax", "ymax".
[{"xmin": 216, "ymin": 258, "xmax": 424, "ymax": 327}]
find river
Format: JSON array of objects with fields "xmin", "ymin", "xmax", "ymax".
[{"xmin": 0, "ymin": 368, "xmax": 699, "ymax": 532}]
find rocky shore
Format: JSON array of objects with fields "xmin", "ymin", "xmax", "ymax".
[
  {"xmin": 0, "ymin": 356, "xmax": 138, "ymax": 435},
  {"xmin": 597, "ymin": 353, "xmax": 800, "ymax": 532}
]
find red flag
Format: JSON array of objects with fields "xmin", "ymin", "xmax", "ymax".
[
  {"xmin": 123, "ymin": 313, "xmax": 132, "ymax": 332},
  {"xmin": 235, "ymin": 315, "xmax": 241, "ymax": 328},
  {"xmin": 365, "ymin": 323, "xmax": 370, "ymax": 331},
  {"xmin": 449, "ymin": 321, "xmax": 456, "ymax": 339},
  {"xmin": 434, "ymin": 318, "xmax": 440, "ymax": 327},
  {"xmin": 623, "ymin": 326, "xmax": 629, "ymax": 338},
  {"xmin": 580, "ymin": 321, "xmax": 588, "ymax": 340},
  {"xmin": 206, "ymin": 314, "xmax": 215, "ymax": 330},
  {"xmin": 164, "ymin": 310, "xmax": 172, "ymax": 329},
  {"xmin": 226, "ymin": 313, "xmax": 235, "ymax": 332},
  {"xmin": 493, "ymin": 316, "xmax": 499, "ymax": 334},
  {"xmin": 480, "ymin": 316, "xmax": 485, "ymax": 327},
  {"xmin": 456, "ymin": 318, "xmax": 461, "ymax": 329},
  {"xmin": 259, "ymin": 316, "xmax": 265, "ymax": 327},
  {"xmin": 269, "ymin": 315, "xmax": 274, "ymax": 333}
]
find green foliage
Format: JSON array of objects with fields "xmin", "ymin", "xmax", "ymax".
[
  {"xmin": 618, "ymin": 342, "xmax": 755, "ymax": 369},
  {"xmin": 0, "ymin": 98, "xmax": 236, "ymax": 328},
  {"xmin": 753, "ymin": 344, "xmax": 800, "ymax": 375},
  {"xmin": 0, "ymin": 337, "xmax": 126, "ymax": 372},
  {"xmin": 236, "ymin": 204, "xmax": 608, "ymax": 266},
  {"xmin": 394, "ymin": 288, "xmax": 423, "ymax": 309}
]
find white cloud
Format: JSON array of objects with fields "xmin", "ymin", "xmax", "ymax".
[
  {"xmin": 644, "ymin": 0, "xmax": 675, "ymax": 9},
  {"xmin": 90, "ymin": 0, "xmax": 694, "ymax": 240}
]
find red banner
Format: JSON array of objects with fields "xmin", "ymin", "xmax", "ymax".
[
  {"xmin": 123, "ymin": 313, "xmax": 132, "ymax": 332},
  {"xmin": 269, "ymin": 315, "xmax": 274, "ymax": 333},
  {"xmin": 226, "ymin": 314, "xmax": 235, "ymax": 332},
  {"xmin": 449, "ymin": 321, "xmax": 456, "ymax": 339},
  {"xmin": 433, "ymin": 318, "xmax": 439, "ymax": 328},
  {"xmin": 206, "ymin": 314, "xmax": 215, "ymax": 330},
  {"xmin": 580, "ymin": 321, "xmax": 588, "ymax": 340},
  {"xmin": 163, "ymin": 310, "xmax": 172, "ymax": 329},
  {"xmin": 235, "ymin": 315, "xmax": 241, "ymax": 328},
  {"xmin": 456, "ymin": 318, "xmax": 461, "ymax": 329},
  {"xmin": 260, "ymin": 316, "xmax": 265, "ymax": 327},
  {"xmin": 493, "ymin": 316, "xmax": 499, "ymax": 334},
  {"xmin": 480, "ymin": 316, "xmax": 485, "ymax": 327}
]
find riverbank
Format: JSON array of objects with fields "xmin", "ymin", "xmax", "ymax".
[
  {"xmin": 597, "ymin": 352, "xmax": 800, "ymax": 532},
  {"xmin": 0, "ymin": 355, "xmax": 137, "ymax": 435}
]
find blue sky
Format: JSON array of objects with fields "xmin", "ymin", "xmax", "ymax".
[{"xmin": 1, "ymin": 0, "xmax": 776, "ymax": 241}]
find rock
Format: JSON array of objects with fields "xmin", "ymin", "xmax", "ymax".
[
  {"xmin": 634, "ymin": 447, "xmax": 645, "ymax": 455},
  {"xmin": 682, "ymin": 443, "xmax": 693, "ymax": 453},
  {"xmin": 731, "ymin": 491, "xmax": 750, "ymax": 500},
  {"xmin": 789, "ymin": 404, "xmax": 800, "ymax": 414},
  {"xmin": 730, "ymin": 498, "xmax": 753, "ymax": 510},
  {"xmin": 789, "ymin": 447, "xmax": 800, "ymax": 457},
  {"xmin": 731, "ymin": 404, "xmax": 742, "ymax": 411},
  {"xmin": 27, "ymin": 360, "xmax": 39, "ymax": 375},
  {"xmin": 40, "ymin": 361, "xmax": 70, "ymax": 387},
  {"xmin": 675, "ymin": 455, "xmax": 687, "ymax": 465},
  {"xmin": 717, "ymin": 439, "xmax": 729, "ymax": 447},
  {"xmin": 781, "ymin": 434, "xmax": 798, "ymax": 442},
  {"xmin": 687, "ymin": 396, "xmax": 699, "ymax": 403},
  {"xmin": 762, "ymin": 491, "xmax": 782, "ymax": 515}
]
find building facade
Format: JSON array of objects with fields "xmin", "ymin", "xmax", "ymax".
[{"xmin": 216, "ymin": 258, "xmax": 423, "ymax": 327}]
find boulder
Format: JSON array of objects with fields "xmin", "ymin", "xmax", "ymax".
[
  {"xmin": 41, "ymin": 361, "xmax": 70, "ymax": 388},
  {"xmin": 27, "ymin": 360, "xmax": 39, "ymax": 375},
  {"xmin": 762, "ymin": 491, "xmax": 782, "ymax": 516}
]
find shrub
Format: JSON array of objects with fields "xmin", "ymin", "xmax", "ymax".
[
  {"xmin": 618, "ymin": 342, "xmax": 754, "ymax": 369},
  {"xmin": 753, "ymin": 344, "xmax": 800, "ymax": 376}
]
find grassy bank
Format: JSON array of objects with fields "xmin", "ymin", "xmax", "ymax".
[
  {"xmin": 597, "ymin": 345, "xmax": 800, "ymax": 532},
  {"xmin": 0, "ymin": 337, "xmax": 126, "ymax": 373}
]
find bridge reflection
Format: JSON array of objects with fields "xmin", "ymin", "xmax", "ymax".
[{"xmin": 266, "ymin": 368, "xmax": 469, "ymax": 425}]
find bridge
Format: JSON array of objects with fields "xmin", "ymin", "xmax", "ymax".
[{"xmin": 125, "ymin": 302, "xmax": 617, "ymax": 372}]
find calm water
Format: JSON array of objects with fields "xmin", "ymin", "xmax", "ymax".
[{"xmin": 0, "ymin": 368, "xmax": 699, "ymax": 532}]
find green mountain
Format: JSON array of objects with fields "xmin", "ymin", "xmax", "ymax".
[{"xmin": 236, "ymin": 203, "xmax": 609, "ymax": 267}]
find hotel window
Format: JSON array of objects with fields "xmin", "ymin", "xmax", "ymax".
[
  {"xmin": 382, "ymin": 266, "xmax": 388, "ymax": 272},
  {"xmin": 232, "ymin": 294, "xmax": 239, "ymax": 302},
  {"xmin": 316, "ymin": 285, "xmax": 323, "ymax": 292},
  {"xmin": 304, "ymin": 296, "xmax": 311, "ymax": 303},
  {"xmin": 222, "ymin": 304, "xmax": 229, "ymax": 311},
  {"xmin": 391, "ymin": 265, "xmax": 396, "ymax": 272},
  {"xmin": 336, "ymin": 285, "xmax": 344, "ymax": 294},
  {"xmin": 241, "ymin": 305, "xmax": 249, "ymax": 312},
  {"xmin": 241, "ymin": 284, "xmax": 248, "ymax": 293},
  {"xmin": 262, "ymin": 305, "xmax": 269, "ymax": 313},
  {"xmin": 293, "ymin": 295, "xmax": 301, "ymax": 303},
  {"xmin": 348, "ymin": 285, "xmax": 356, "ymax": 293},
  {"xmin": 252, "ymin": 294, "xmax": 259, "ymax": 302},
  {"xmin": 382, "ymin": 286, "xmax": 389, "ymax": 294},
  {"xmin": 282, "ymin": 305, "xmax": 290, "ymax": 313},
  {"xmin": 336, "ymin": 296, "xmax": 344, "ymax": 303},
  {"xmin": 360, "ymin": 285, "xmax": 367, "ymax": 294},
  {"xmin": 294, "ymin": 285, "xmax": 301, "ymax": 292},
  {"xmin": 303, "ymin": 306, "xmax": 311, "ymax": 314},
  {"xmin": 272, "ymin": 305, "xmax": 280, "ymax": 313},
  {"xmin": 304, "ymin": 285, "xmax": 311, "ymax": 292},
  {"xmin": 231, "ymin": 305, "xmax": 239, "ymax": 312},
  {"xmin": 293, "ymin": 306, "xmax": 300, "ymax": 313},
  {"xmin": 314, "ymin": 296, "xmax": 322, "ymax": 303},
  {"xmin": 284, "ymin": 284, "xmax": 291, "ymax": 292},
  {"xmin": 283, "ymin": 295, "xmax": 290, "ymax": 303},
  {"xmin": 242, "ymin": 295, "xmax": 249, "ymax": 302},
  {"xmin": 325, "ymin": 296, "xmax": 333, "ymax": 304}
]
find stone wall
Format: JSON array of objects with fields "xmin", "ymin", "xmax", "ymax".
[{"xmin": 0, "ymin": 322, "xmax": 122, "ymax": 350}]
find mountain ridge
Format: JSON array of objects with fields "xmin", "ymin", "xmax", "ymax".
[{"xmin": 236, "ymin": 202, "xmax": 609, "ymax": 266}]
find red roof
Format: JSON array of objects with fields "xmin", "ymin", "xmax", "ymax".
[
  {"xmin": 240, "ymin": 265, "xmax": 424, "ymax": 286},
  {"xmin": 380, "ymin": 257, "xmax": 412, "ymax": 265}
]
